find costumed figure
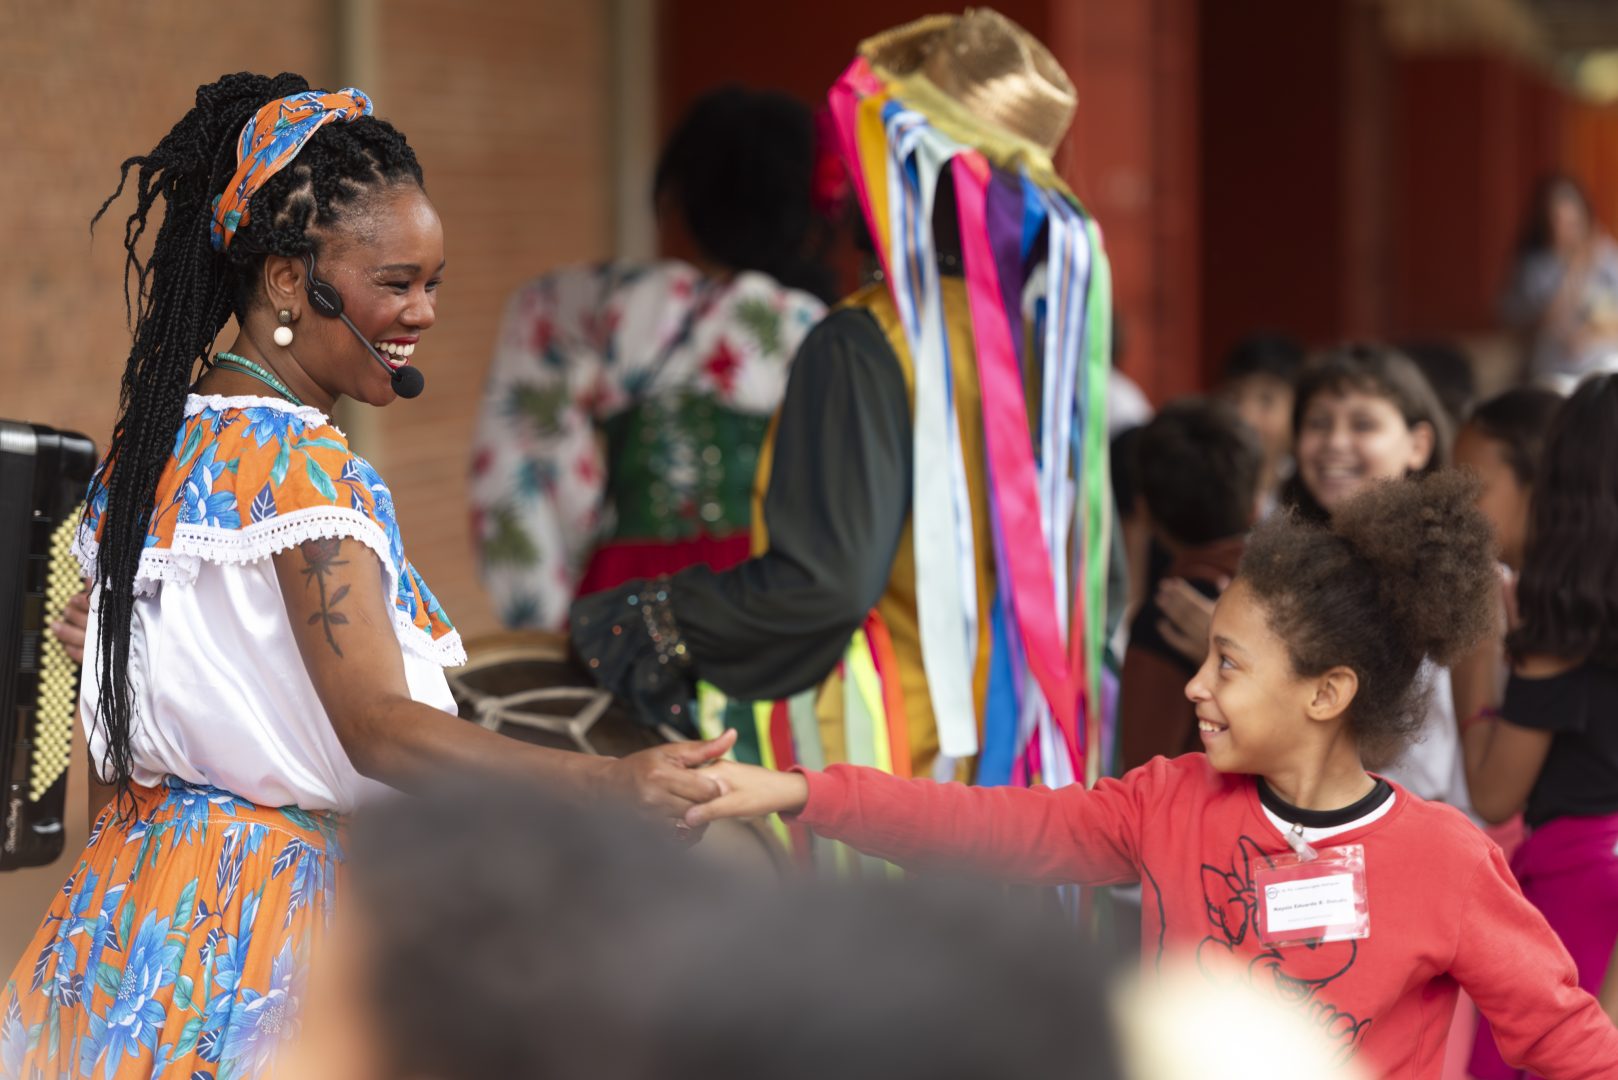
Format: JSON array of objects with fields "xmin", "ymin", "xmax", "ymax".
[{"xmin": 573, "ymin": 9, "xmax": 1117, "ymax": 847}]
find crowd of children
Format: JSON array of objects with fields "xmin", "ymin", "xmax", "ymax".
[{"xmin": 687, "ymin": 337, "xmax": 1618, "ymax": 1078}]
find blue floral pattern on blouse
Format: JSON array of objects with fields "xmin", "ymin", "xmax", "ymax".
[{"xmin": 80, "ymin": 397, "xmax": 459, "ymax": 661}]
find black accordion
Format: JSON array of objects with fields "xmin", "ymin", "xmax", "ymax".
[{"xmin": 0, "ymin": 420, "xmax": 95, "ymax": 869}]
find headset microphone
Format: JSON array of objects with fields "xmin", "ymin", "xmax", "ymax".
[{"xmin": 302, "ymin": 254, "xmax": 427, "ymax": 399}]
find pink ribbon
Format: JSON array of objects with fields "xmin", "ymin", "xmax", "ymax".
[{"xmin": 952, "ymin": 152, "xmax": 1080, "ymax": 760}]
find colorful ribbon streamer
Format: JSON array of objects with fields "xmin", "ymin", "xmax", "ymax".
[{"xmin": 725, "ymin": 58, "xmax": 1114, "ymax": 807}]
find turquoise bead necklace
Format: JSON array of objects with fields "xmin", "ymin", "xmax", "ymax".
[{"xmin": 212, "ymin": 351, "xmax": 304, "ymax": 407}]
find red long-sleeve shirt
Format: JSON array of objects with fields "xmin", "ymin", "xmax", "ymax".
[{"xmin": 795, "ymin": 754, "xmax": 1618, "ymax": 1079}]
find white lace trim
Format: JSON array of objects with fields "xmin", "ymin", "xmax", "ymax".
[
  {"xmin": 73, "ymin": 506, "xmax": 465, "ymax": 668},
  {"xmin": 185, "ymin": 393, "xmax": 336, "ymax": 431}
]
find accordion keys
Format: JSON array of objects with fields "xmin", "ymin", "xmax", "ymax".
[
  {"xmin": 31, "ymin": 513, "xmax": 81, "ymax": 802},
  {"xmin": 1, "ymin": 420, "xmax": 97, "ymax": 870}
]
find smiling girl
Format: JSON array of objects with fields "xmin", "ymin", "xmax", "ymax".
[
  {"xmin": 1271, "ymin": 345, "xmax": 1481, "ymax": 814},
  {"xmin": 687, "ymin": 473, "xmax": 1618, "ymax": 1079},
  {"xmin": 1283, "ymin": 344, "xmax": 1448, "ymax": 522}
]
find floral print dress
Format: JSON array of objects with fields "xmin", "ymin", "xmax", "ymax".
[
  {"xmin": 4, "ymin": 783, "xmax": 340, "ymax": 1080},
  {"xmin": 2, "ymin": 395, "xmax": 462, "ymax": 1079},
  {"xmin": 469, "ymin": 260, "xmax": 824, "ymax": 630}
]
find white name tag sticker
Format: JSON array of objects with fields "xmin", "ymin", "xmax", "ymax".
[
  {"xmin": 1253, "ymin": 843, "xmax": 1370, "ymax": 948},
  {"xmin": 1263, "ymin": 873, "xmax": 1358, "ymax": 934}
]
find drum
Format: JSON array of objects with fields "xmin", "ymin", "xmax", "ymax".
[
  {"xmin": 446, "ymin": 629, "xmax": 677, "ymax": 756},
  {"xmin": 446, "ymin": 630, "xmax": 786, "ymax": 875}
]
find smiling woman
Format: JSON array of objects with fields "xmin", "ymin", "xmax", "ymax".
[
  {"xmin": 0, "ymin": 72, "xmax": 729, "ymax": 1080},
  {"xmin": 286, "ymin": 239, "xmax": 444, "ymax": 403}
]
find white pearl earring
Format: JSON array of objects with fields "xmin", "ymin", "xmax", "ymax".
[{"xmin": 273, "ymin": 310, "xmax": 295, "ymax": 348}]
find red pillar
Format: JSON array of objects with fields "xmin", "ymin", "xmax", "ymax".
[
  {"xmin": 1049, "ymin": 0, "xmax": 1202, "ymax": 404},
  {"xmin": 1199, "ymin": 0, "xmax": 1390, "ymax": 375},
  {"xmin": 1391, "ymin": 53, "xmax": 1570, "ymax": 338},
  {"xmin": 1563, "ymin": 102, "xmax": 1618, "ymax": 240},
  {"xmin": 658, "ymin": 0, "xmax": 1050, "ymax": 132}
]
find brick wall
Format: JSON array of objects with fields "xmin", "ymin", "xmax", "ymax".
[
  {"xmin": 1, "ymin": 0, "xmax": 616, "ymax": 640},
  {"xmin": 366, "ymin": 1, "xmax": 615, "ymax": 638},
  {"xmin": 0, "ymin": 0, "xmax": 333, "ymax": 455}
]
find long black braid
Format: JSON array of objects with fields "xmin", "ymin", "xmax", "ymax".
[{"xmin": 88, "ymin": 72, "xmax": 423, "ymax": 802}]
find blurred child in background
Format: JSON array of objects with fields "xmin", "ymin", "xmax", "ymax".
[
  {"xmin": 1217, "ymin": 333, "xmax": 1304, "ymax": 517},
  {"xmin": 1119, "ymin": 400, "xmax": 1262, "ymax": 771},
  {"xmin": 1448, "ymin": 387, "xmax": 1564, "ymax": 730},
  {"xmin": 289, "ymin": 780, "xmax": 1127, "ymax": 1080},
  {"xmin": 1462, "ymin": 376, "xmax": 1618, "ymax": 1079}
]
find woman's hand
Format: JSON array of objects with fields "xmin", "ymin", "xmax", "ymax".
[
  {"xmin": 50, "ymin": 583, "xmax": 91, "ymax": 665},
  {"xmin": 600, "ymin": 730, "xmax": 737, "ymax": 821},
  {"xmin": 1155, "ymin": 577, "xmax": 1224, "ymax": 666},
  {"xmin": 682, "ymin": 760, "xmax": 810, "ymax": 829}
]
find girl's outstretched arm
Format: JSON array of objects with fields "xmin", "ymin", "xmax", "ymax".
[
  {"xmin": 1453, "ymin": 845, "xmax": 1618, "ymax": 1076},
  {"xmin": 690, "ymin": 758, "xmax": 1164, "ymax": 887}
]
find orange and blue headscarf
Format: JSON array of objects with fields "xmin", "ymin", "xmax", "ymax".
[{"xmin": 210, "ymin": 87, "xmax": 374, "ymax": 251}]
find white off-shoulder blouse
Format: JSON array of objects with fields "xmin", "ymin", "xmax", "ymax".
[{"xmin": 75, "ymin": 395, "xmax": 464, "ymax": 812}]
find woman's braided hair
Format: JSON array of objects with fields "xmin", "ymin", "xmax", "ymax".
[{"xmin": 88, "ymin": 72, "xmax": 422, "ymax": 799}]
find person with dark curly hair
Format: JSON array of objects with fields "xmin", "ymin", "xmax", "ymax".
[
  {"xmin": 1462, "ymin": 375, "xmax": 1618, "ymax": 1079},
  {"xmin": 1160, "ymin": 345, "xmax": 1472, "ymax": 811},
  {"xmin": 1118, "ymin": 400, "xmax": 1262, "ymax": 771},
  {"xmin": 1, "ymin": 72, "xmax": 731, "ymax": 1080},
  {"xmin": 684, "ymin": 473, "xmax": 1618, "ymax": 1078},
  {"xmin": 468, "ymin": 86, "xmax": 835, "ymax": 630}
]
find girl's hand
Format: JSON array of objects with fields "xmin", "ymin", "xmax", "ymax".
[
  {"xmin": 50, "ymin": 583, "xmax": 91, "ymax": 666},
  {"xmin": 604, "ymin": 729, "xmax": 738, "ymax": 821},
  {"xmin": 683, "ymin": 761, "xmax": 809, "ymax": 828}
]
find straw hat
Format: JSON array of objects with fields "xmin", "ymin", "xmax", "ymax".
[{"xmin": 858, "ymin": 9, "xmax": 1076, "ymax": 157}]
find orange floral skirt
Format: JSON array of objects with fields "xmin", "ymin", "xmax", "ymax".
[{"xmin": 2, "ymin": 777, "xmax": 342, "ymax": 1080}]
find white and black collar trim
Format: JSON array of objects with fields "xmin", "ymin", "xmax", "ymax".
[{"xmin": 1258, "ymin": 777, "xmax": 1395, "ymax": 843}]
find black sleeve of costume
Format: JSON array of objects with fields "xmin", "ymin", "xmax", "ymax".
[{"xmin": 570, "ymin": 307, "xmax": 913, "ymax": 728}]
